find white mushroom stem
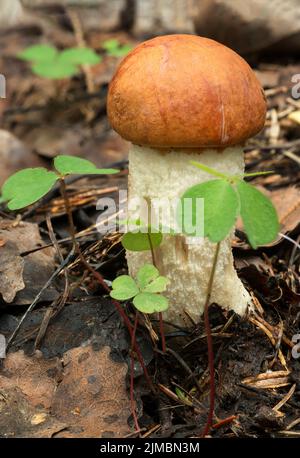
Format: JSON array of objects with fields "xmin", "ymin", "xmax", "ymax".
[{"xmin": 126, "ymin": 144, "xmax": 251, "ymax": 327}]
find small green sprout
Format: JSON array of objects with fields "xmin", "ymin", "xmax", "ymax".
[
  {"xmin": 102, "ymin": 39, "xmax": 133, "ymax": 58},
  {"xmin": 18, "ymin": 44, "xmax": 101, "ymax": 79},
  {"xmin": 122, "ymin": 229, "xmax": 163, "ymax": 252},
  {"xmin": 180, "ymin": 162, "xmax": 279, "ymax": 249},
  {"xmin": 110, "ymin": 264, "xmax": 169, "ymax": 313},
  {"xmin": 1, "ymin": 155, "xmax": 119, "ymax": 210}
]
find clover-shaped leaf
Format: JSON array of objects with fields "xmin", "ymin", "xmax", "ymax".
[
  {"xmin": 180, "ymin": 179, "xmax": 239, "ymax": 242},
  {"xmin": 54, "ymin": 155, "xmax": 119, "ymax": 176},
  {"xmin": 237, "ymin": 180, "xmax": 279, "ymax": 249},
  {"xmin": 102, "ymin": 39, "xmax": 133, "ymax": 57},
  {"xmin": 137, "ymin": 264, "xmax": 159, "ymax": 289},
  {"xmin": 110, "ymin": 275, "xmax": 139, "ymax": 301},
  {"xmin": 109, "ymin": 264, "xmax": 169, "ymax": 314},
  {"xmin": 18, "ymin": 44, "xmax": 58, "ymax": 62},
  {"xmin": 137, "ymin": 263, "xmax": 170, "ymax": 293},
  {"xmin": 133, "ymin": 293, "xmax": 169, "ymax": 313},
  {"xmin": 1, "ymin": 168, "xmax": 58, "ymax": 210},
  {"xmin": 32, "ymin": 61, "xmax": 78, "ymax": 79},
  {"xmin": 144, "ymin": 276, "xmax": 170, "ymax": 293},
  {"xmin": 59, "ymin": 47, "xmax": 101, "ymax": 65},
  {"xmin": 122, "ymin": 230, "xmax": 163, "ymax": 252}
]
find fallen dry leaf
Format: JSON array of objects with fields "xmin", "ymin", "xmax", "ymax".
[
  {"xmin": 0, "ymin": 237, "xmax": 25, "ymax": 303},
  {"xmin": 0, "ymin": 346, "xmax": 131, "ymax": 438},
  {"xmin": 0, "ymin": 387, "xmax": 66, "ymax": 438},
  {"xmin": 0, "ymin": 219, "xmax": 58, "ymax": 304},
  {"xmin": 0, "ymin": 350, "xmax": 61, "ymax": 409},
  {"xmin": 270, "ymin": 186, "xmax": 300, "ymax": 233},
  {"xmin": 52, "ymin": 346, "xmax": 131, "ymax": 438},
  {"xmin": 0, "ymin": 350, "xmax": 65, "ymax": 438}
]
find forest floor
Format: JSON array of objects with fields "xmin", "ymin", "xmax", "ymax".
[{"xmin": 0, "ymin": 12, "xmax": 299, "ymax": 438}]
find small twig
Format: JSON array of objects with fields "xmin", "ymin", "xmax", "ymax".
[
  {"xmin": 212, "ymin": 415, "xmax": 237, "ymax": 430},
  {"xmin": 130, "ymin": 312, "xmax": 141, "ymax": 434},
  {"xmin": 34, "ymin": 215, "xmax": 70, "ymax": 350},
  {"xmin": 67, "ymin": 7, "xmax": 95, "ymax": 94},
  {"xmin": 165, "ymin": 347, "xmax": 203, "ymax": 396},
  {"xmin": 6, "ymin": 248, "xmax": 76, "ymax": 350}
]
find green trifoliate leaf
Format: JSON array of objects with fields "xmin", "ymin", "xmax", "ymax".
[
  {"xmin": 110, "ymin": 275, "xmax": 139, "ymax": 301},
  {"xmin": 143, "ymin": 276, "xmax": 170, "ymax": 293},
  {"xmin": 102, "ymin": 39, "xmax": 120, "ymax": 51},
  {"xmin": 236, "ymin": 180, "xmax": 279, "ymax": 249},
  {"xmin": 102, "ymin": 39, "xmax": 132, "ymax": 57},
  {"xmin": 18, "ymin": 45, "xmax": 57, "ymax": 62},
  {"xmin": 54, "ymin": 155, "xmax": 119, "ymax": 176},
  {"xmin": 121, "ymin": 230, "xmax": 163, "ymax": 252},
  {"xmin": 137, "ymin": 264, "xmax": 159, "ymax": 289},
  {"xmin": 2, "ymin": 168, "xmax": 58, "ymax": 210},
  {"xmin": 180, "ymin": 179, "xmax": 239, "ymax": 242},
  {"xmin": 133, "ymin": 292, "xmax": 169, "ymax": 314},
  {"xmin": 59, "ymin": 48, "xmax": 101, "ymax": 65},
  {"xmin": 107, "ymin": 45, "xmax": 133, "ymax": 58},
  {"xmin": 32, "ymin": 61, "xmax": 78, "ymax": 79}
]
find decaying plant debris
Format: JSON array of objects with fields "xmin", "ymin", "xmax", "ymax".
[{"xmin": 0, "ymin": 9, "xmax": 299, "ymax": 439}]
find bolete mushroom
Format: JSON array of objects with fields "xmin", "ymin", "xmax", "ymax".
[{"xmin": 107, "ymin": 34, "xmax": 266, "ymax": 326}]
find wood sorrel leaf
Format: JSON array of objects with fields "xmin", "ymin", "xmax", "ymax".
[
  {"xmin": 107, "ymin": 45, "xmax": 133, "ymax": 58},
  {"xmin": 133, "ymin": 292, "xmax": 169, "ymax": 314},
  {"xmin": 18, "ymin": 45, "xmax": 57, "ymax": 62},
  {"xmin": 180, "ymin": 179, "xmax": 239, "ymax": 242},
  {"xmin": 32, "ymin": 61, "xmax": 78, "ymax": 79},
  {"xmin": 110, "ymin": 275, "xmax": 139, "ymax": 301},
  {"xmin": 237, "ymin": 180, "xmax": 279, "ymax": 249},
  {"xmin": 2, "ymin": 168, "xmax": 58, "ymax": 210},
  {"xmin": 54, "ymin": 155, "xmax": 119, "ymax": 176},
  {"xmin": 137, "ymin": 264, "xmax": 159, "ymax": 289},
  {"xmin": 59, "ymin": 48, "xmax": 101, "ymax": 65},
  {"xmin": 102, "ymin": 39, "xmax": 120, "ymax": 51},
  {"xmin": 143, "ymin": 276, "xmax": 170, "ymax": 293},
  {"xmin": 121, "ymin": 230, "xmax": 163, "ymax": 252}
]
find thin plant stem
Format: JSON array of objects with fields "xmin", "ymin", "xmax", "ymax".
[
  {"xmin": 130, "ymin": 312, "xmax": 141, "ymax": 433},
  {"xmin": 201, "ymin": 241, "xmax": 221, "ymax": 438},
  {"xmin": 147, "ymin": 231, "xmax": 166, "ymax": 353},
  {"xmin": 59, "ymin": 178, "xmax": 154, "ymax": 391}
]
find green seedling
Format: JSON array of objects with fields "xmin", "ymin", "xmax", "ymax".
[
  {"xmin": 1, "ymin": 155, "xmax": 119, "ymax": 210},
  {"xmin": 110, "ymin": 263, "xmax": 169, "ymax": 313},
  {"xmin": 18, "ymin": 44, "xmax": 101, "ymax": 79},
  {"xmin": 102, "ymin": 39, "xmax": 133, "ymax": 58},
  {"xmin": 180, "ymin": 163, "xmax": 279, "ymax": 249},
  {"xmin": 122, "ymin": 229, "xmax": 163, "ymax": 252}
]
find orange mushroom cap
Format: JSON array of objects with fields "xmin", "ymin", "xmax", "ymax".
[{"xmin": 107, "ymin": 34, "xmax": 266, "ymax": 149}]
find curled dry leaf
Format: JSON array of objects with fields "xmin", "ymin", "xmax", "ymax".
[
  {"xmin": 0, "ymin": 238, "xmax": 25, "ymax": 302},
  {"xmin": 0, "ymin": 219, "xmax": 58, "ymax": 304},
  {"xmin": 0, "ymin": 346, "xmax": 131, "ymax": 438}
]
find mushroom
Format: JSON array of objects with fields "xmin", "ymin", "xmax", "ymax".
[{"xmin": 107, "ymin": 34, "xmax": 266, "ymax": 327}]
